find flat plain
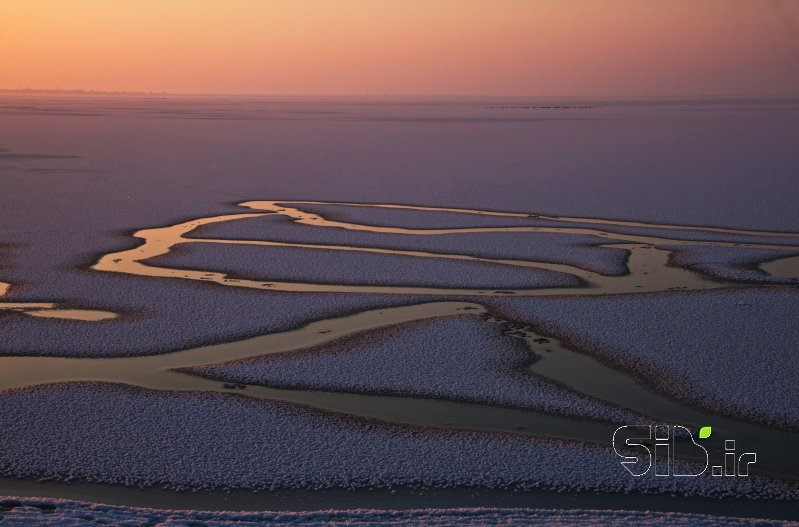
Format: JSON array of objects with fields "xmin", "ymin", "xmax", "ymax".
[{"xmin": 1, "ymin": 94, "xmax": 798, "ymax": 524}]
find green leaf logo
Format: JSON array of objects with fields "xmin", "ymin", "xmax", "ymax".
[{"xmin": 699, "ymin": 426, "xmax": 712, "ymax": 439}]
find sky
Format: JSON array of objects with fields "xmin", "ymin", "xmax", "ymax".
[{"xmin": 1, "ymin": 0, "xmax": 798, "ymax": 97}]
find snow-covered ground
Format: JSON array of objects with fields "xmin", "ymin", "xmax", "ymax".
[
  {"xmin": 192, "ymin": 315, "xmax": 638, "ymax": 422},
  {"xmin": 1, "ymin": 96, "xmax": 798, "ymax": 359},
  {"xmin": 664, "ymin": 245, "xmax": 799, "ymax": 284},
  {"xmin": 1, "ymin": 96, "xmax": 798, "ymax": 520},
  {"xmin": 0, "ymin": 277, "xmax": 425, "ymax": 357},
  {"xmin": 1, "ymin": 500, "xmax": 797, "ymax": 527},
  {"xmin": 0, "ymin": 383, "xmax": 795, "ymax": 499},
  {"xmin": 291, "ymin": 203, "xmax": 550, "ymax": 229},
  {"xmin": 152, "ymin": 242, "xmax": 582, "ymax": 290},
  {"xmin": 282, "ymin": 203, "xmax": 799, "ymax": 246},
  {"xmin": 189, "ymin": 213, "xmax": 628, "ymax": 276},
  {"xmin": 490, "ymin": 288, "xmax": 799, "ymax": 429}
]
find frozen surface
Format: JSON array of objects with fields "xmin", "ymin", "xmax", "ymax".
[
  {"xmin": 193, "ymin": 316, "xmax": 638, "ymax": 423},
  {"xmin": 3, "ymin": 96, "xmax": 797, "ymax": 230},
  {"xmin": 0, "ymin": 384, "xmax": 794, "ymax": 498},
  {"xmin": 1, "ymin": 500, "xmax": 796, "ymax": 527},
  {"xmin": 489, "ymin": 288, "xmax": 799, "ymax": 428},
  {"xmin": 151, "ymin": 243, "xmax": 582, "ymax": 289},
  {"xmin": 289, "ymin": 203, "xmax": 799, "ymax": 245},
  {"xmin": 0, "ymin": 268, "xmax": 423, "ymax": 357},
  {"xmin": 665, "ymin": 245, "xmax": 799, "ymax": 284},
  {"xmin": 294, "ymin": 202, "xmax": 555, "ymax": 229},
  {"xmin": 1, "ymin": 96, "xmax": 799, "ymax": 360},
  {"xmin": 2, "ymin": 96, "xmax": 799, "ymax": 514},
  {"xmin": 191, "ymin": 213, "xmax": 628, "ymax": 275}
]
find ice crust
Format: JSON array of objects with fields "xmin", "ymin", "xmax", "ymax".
[
  {"xmin": 189, "ymin": 213, "xmax": 629, "ymax": 276},
  {"xmin": 0, "ymin": 384, "xmax": 795, "ymax": 499},
  {"xmin": 151, "ymin": 243, "xmax": 583, "ymax": 290},
  {"xmin": 490, "ymin": 288, "xmax": 799, "ymax": 429},
  {"xmin": 192, "ymin": 315, "xmax": 639, "ymax": 423},
  {"xmin": 1, "ymin": 499, "xmax": 796, "ymax": 527}
]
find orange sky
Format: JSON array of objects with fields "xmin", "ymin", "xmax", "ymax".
[{"xmin": 1, "ymin": 0, "xmax": 798, "ymax": 97}]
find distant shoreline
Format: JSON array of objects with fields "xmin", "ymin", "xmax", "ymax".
[{"xmin": 1, "ymin": 88, "xmax": 799, "ymax": 104}]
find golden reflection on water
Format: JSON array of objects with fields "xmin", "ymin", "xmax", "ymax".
[
  {"xmin": 25, "ymin": 308, "xmax": 117, "ymax": 321},
  {"xmin": 1, "ymin": 203, "xmax": 799, "ymax": 481},
  {"xmin": 0, "ymin": 281, "xmax": 117, "ymax": 321},
  {"xmin": 4, "ymin": 199, "xmax": 799, "ymax": 320},
  {"xmin": 93, "ymin": 199, "xmax": 799, "ymax": 296}
]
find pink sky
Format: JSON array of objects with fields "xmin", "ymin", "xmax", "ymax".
[{"xmin": 2, "ymin": 0, "xmax": 798, "ymax": 97}]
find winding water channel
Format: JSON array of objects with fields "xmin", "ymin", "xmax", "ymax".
[{"xmin": 2, "ymin": 200, "xmax": 799, "ymax": 510}]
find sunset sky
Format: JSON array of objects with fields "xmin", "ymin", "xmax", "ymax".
[{"xmin": 2, "ymin": 0, "xmax": 798, "ymax": 97}]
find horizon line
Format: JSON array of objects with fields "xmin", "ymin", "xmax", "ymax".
[{"xmin": 2, "ymin": 88, "xmax": 798, "ymax": 102}]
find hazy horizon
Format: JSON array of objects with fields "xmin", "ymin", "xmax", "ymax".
[
  {"xmin": 4, "ymin": 88, "xmax": 799, "ymax": 100},
  {"xmin": 3, "ymin": 0, "xmax": 798, "ymax": 98}
]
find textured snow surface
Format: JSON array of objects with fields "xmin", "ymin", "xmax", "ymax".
[
  {"xmin": 664, "ymin": 245, "xmax": 799, "ymax": 284},
  {"xmin": 193, "ymin": 315, "xmax": 638, "ymax": 423},
  {"xmin": 151, "ymin": 243, "xmax": 582, "ymax": 289},
  {"xmin": 2, "ymin": 97, "xmax": 798, "ymax": 360},
  {"xmin": 0, "ymin": 384, "xmax": 796, "ymax": 498},
  {"xmin": 189, "ymin": 213, "xmax": 628, "ymax": 275},
  {"xmin": 293, "ymin": 203, "xmax": 550, "ymax": 229},
  {"xmin": 1, "ymin": 500, "xmax": 797, "ymax": 527},
  {"xmin": 285, "ymin": 203, "xmax": 799, "ymax": 246},
  {"xmin": 0, "ymin": 272, "xmax": 423, "ymax": 357},
  {"xmin": 490, "ymin": 288, "xmax": 799, "ymax": 428},
  {"xmin": 2, "ymin": 97, "xmax": 799, "ymax": 515}
]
